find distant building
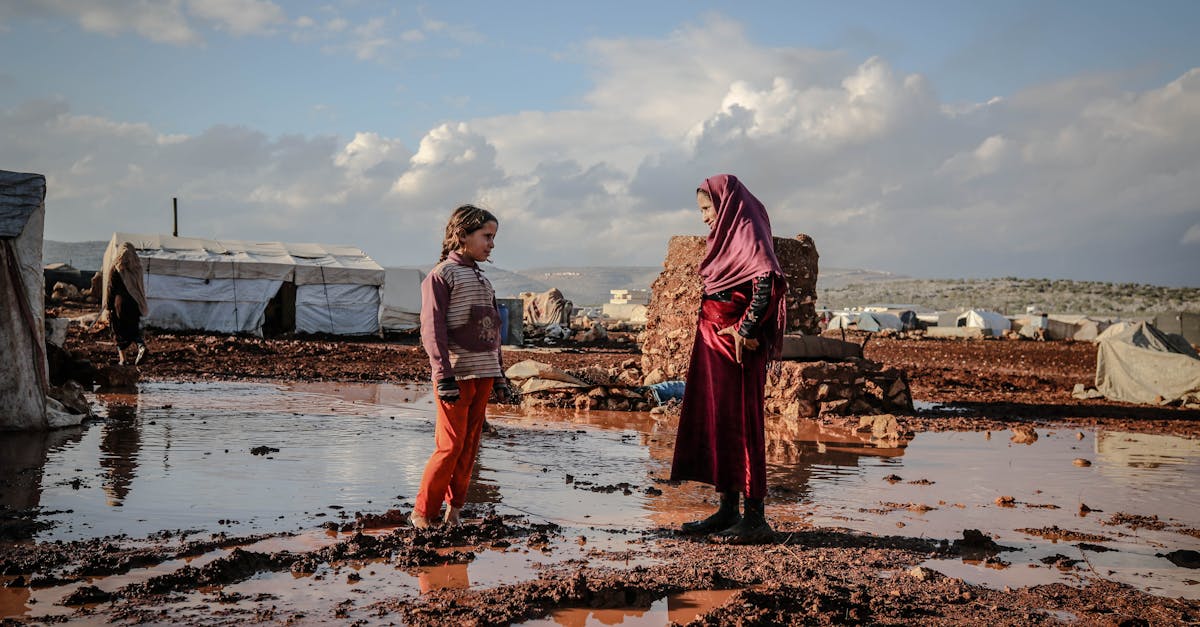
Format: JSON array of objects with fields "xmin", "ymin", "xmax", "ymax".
[{"xmin": 609, "ymin": 289, "xmax": 650, "ymax": 305}]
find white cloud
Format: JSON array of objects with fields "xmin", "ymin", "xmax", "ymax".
[
  {"xmin": 187, "ymin": 0, "xmax": 286, "ymax": 36},
  {"xmin": 1183, "ymin": 224, "xmax": 1200, "ymax": 245},
  {"xmin": 9, "ymin": 14, "xmax": 1200, "ymax": 284}
]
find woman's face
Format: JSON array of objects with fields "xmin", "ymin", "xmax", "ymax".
[{"xmin": 697, "ymin": 191, "xmax": 717, "ymax": 230}]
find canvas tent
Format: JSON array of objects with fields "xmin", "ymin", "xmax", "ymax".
[
  {"xmin": 379, "ymin": 267, "xmax": 424, "ymax": 332},
  {"xmin": 104, "ymin": 233, "xmax": 384, "ymax": 336},
  {"xmin": 1, "ymin": 171, "xmax": 49, "ymax": 430},
  {"xmin": 1094, "ymin": 321, "xmax": 1135, "ymax": 342},
  {"xmin": 1095, "ymin": 322, "xmax": 1200, "ymax": 407},
  {"xmin": 956, "ymin": 309, "xmax": 1011, "ymax": 336}
]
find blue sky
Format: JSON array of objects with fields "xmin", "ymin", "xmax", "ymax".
[{"xmin": 2, "ymin": 1, "xmax": 1199, "ymax": 285}]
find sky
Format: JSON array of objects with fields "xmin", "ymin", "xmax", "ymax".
[{"xmin": 2, "ymin": 1, "xmax": 1198, "ymax": 286}]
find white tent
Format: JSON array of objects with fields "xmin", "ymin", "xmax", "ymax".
[
  {"xmin": 826, "ymin": 312, "xmax": 859, "ymax": 331},
  {"xmin": 1, "ymin": 171, "xmax": 48, "ymax": 430},
  {"xmin": 956, "ymin": 309, "xmax": 1011, "ymax": 336},
  {"xmin": 380, "ymin": 267, "xmax": 425, "ymax": 332},
  {"xmin": 1096, "ymin": 322, "xmax": 1200, "ymax": 407},
  {"xmin": 104, "ymin": 232, "xmax": 384, "ymax": 336}
]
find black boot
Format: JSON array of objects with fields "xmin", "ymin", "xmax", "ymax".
[
  {"xmin": 680, "ymin": 492, "xmax": 740, "ymax": 535},
  {"xmin": 713, "ymin": 497, "xmax": 773, "ymax": 544}
]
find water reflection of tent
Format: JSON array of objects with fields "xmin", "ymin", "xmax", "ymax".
[
  {"xmin": 956, "ymin": 309, "xmax": 1011, "ymax": 335},
  {"xmin": 105, "ymin": 232, "xmax": 384, "ymax": 336},
  {"xmin": 1095, "ymin": 322, "xmax": 1200, "ymax": 407}
]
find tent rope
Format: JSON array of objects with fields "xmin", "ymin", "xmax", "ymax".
[{"xmin": 320, "ymin": 265, "xmax": 335, "ymax": 334}]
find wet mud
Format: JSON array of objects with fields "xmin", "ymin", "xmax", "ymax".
[{"xmin": 3, "ymin": 312, "xmax": 1198, "ymax": 624}]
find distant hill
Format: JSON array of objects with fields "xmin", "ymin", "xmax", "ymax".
[
  {"xmin": 43, "ymin": 240, "xmax": 1198, "ymax": 315},
  {"xmin": 820, "ymin": 277, "xmax": 1200, "ymax": 317},
  {"xmin": 43, "ymin": 240, "xmax": 107, "ymax": 271}
]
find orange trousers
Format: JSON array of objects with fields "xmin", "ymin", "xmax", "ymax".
[{"xmin": 415, "ymin": 377, "xmax": 493, "ymax": 518}]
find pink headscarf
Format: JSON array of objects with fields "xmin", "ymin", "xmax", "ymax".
[
  {"xmin": 698, "ymin": 174, "xmax": 788, "ymax": 358},
  {"xmin": 698, "ymin": 174, "xmax": 782, "ymax": 294}
]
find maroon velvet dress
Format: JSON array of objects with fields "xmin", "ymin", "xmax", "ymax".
[{"xmin": 670, "ymin": 279, "xmax": 781, "ymax": 499}]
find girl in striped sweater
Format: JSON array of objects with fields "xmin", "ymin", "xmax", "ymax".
[{"xmin": 413, "ymin": 204, "xmax": 508, "ymax": 528}]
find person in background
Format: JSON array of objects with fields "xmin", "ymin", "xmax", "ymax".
[
  {"xmin": 414, "ymin": 204, "xmax": 510, "ymax": 529},
  {"xmin": 101, "ymin": 242, "xmax": 149, "ymax": 366},
  {"xmin": 671, "ymin": 174, "xmax": 787, "ymax": 544}
]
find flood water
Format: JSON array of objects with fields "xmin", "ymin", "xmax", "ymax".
[{"xmin": 2, "ymin": 380, "xmax": 1199, "ymax": 623}]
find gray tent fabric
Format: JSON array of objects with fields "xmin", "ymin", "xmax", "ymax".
[
  {"xmin": 0, "ymin": 170, "xmax": 49, "ymax": 430},
  {"xmin": 1095, "ymin": 322, "xmax": 1200, "ymax": 407}
]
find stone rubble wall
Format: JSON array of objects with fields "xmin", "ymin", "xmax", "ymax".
[
  {"xmin": 640, "ymin": 234, "xmax": 820, "ymax": 382},
  {"xmin": 640, "ymin": 233, "xmax": 912, "ymax": 420}
]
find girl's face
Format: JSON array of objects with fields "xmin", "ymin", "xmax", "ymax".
[
  {"xmin": 460, "ymin": 220, "xmax": 498, "ymax": 262},
  {"xmin": 697, "ymin": 191, "xmax": 717, "ymax": 230}
]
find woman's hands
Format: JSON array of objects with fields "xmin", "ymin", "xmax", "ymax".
[{"xmin": 717, "ymin": 326, "xmax": 759, "ymax": 364}]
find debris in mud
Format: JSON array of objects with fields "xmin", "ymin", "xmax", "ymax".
[
  {"xmin": 1073, "ymin": 457, "xmax": 1092, "ymax": 467},
  {"xmin": 250, "ymin": 445, "xmax": 280, "ymax": 456},
  {"xmin": 952, "ymin": 529, "xmax": 1019, "ymax": 560},
  {"xmin": 995, "ymin": 495, "xmax": 1016, "ymax": 507},
  {"xmin": 882, "ymin": 474, "xmax": 903, "ymax": 483},
  {"xmin": 880, "ymin": 502, "xmax": 936, "ymax": 514},
  {"xmin": 1015, "ymin": 526, "xmax": 1113, "ymax": 543},
  {"xmin": 1103, "ymin": 512, "xmax": 1168, "ymax": 532},
  {"xmin": 1077, "ymin": 542, "xmax": 1116, "ymax": 553},
  {"xmin": 1040, "ymin": 554, "xmax": 1083, "ymax": 569}
]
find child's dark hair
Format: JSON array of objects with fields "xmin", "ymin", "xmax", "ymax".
[{"xmin": 439, "ymin": 204, "xmax": 499, "ymax": 262}]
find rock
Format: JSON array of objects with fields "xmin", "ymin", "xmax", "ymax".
[
  {"xmin": 642, "ymin": 368, "xmax": 666, "ymax": 386},
  {"xmin": 1073, "ymin": 458, "xmax": 1092, "ymax": 467},
  {"xmin": 907, "ymin": 566, "xmax": 936, "ymax": 581},
  {"xmin": 48, "ymin": 381, "xmax": 91, "ymax": 416},
  {"xmin": 95, "ymin": 365, "xmax": 140, "ymax": 390},
  {"xmin": 45, "ymin": 317, "xmax": 70, "ymax": 348},
  {"xmin": 51, "ymin": 281, "xmax": 81, "ymax": 301},
  {"xmin": 995, "ymin": 496, "xmax": 1016, "ymax": 507},
  {"xmin": 1009, "ymin": 426, "xmax": 1038, "ymax": 444}
]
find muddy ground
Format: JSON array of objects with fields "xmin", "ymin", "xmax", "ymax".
[{"xmin": 5, "ymin": 303, "xmax": 1197, "ymax": 625}]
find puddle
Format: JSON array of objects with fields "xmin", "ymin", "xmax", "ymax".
[
  {"xmin": 518, "ymin": 588, "xmax": 740, "ymax": 626},
  {"xmin": 2, "ymin": 379, "xmax": 1198, "ymax": 623}
]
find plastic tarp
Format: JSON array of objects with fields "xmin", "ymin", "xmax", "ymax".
[
  {"xmin": 522, "ymin": 289, "xmax": 571, "ymax": 326},
  {"xmin": 297, "ymin": 283, "xmax": 381, "ymax": 335},
  {"xmin": 0, "ymin": 171, "xmax": 48, "ymax": 430},
  {"xmin": 1095, "ymin": 322, "xmax": 1200, "ymax": 407},
  {"xmin": 857, "ymin": 311, "xmax": 903, "ymax": 332},
  {"xmin": 380, "ymin": 267, "xmax": 424, "ymax": 332},
  {"xmin": 826, "ymin": 312, "xmax": 858, "ymax": 330},
  {"xmin": 957, "ymin": 309, "xmax": 1011, "ymax": 335}
]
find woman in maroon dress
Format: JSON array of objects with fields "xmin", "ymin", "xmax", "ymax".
[{"xmin": 670, "ymin": 174, "xmax": 786, "ymax": 544}]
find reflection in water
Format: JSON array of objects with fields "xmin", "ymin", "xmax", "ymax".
[
  {"xmin": 416, "ymin": 562, "xmax": 471, "ymax": 593},
  {"xmin": 0, "ymin": 428, "xmax": 84, "ymax": 511},
  {"xmin": 99, "ymin": 402, "xmax": 140, "ymax": 507}
]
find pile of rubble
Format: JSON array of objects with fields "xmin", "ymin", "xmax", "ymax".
[
  {"xmin": 766, "ymin": 359, "xmax": 912, "ymax": 419},
  {"xmin": 504, "ymin": 358, "xmax": 654, "ymax": 412}
]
